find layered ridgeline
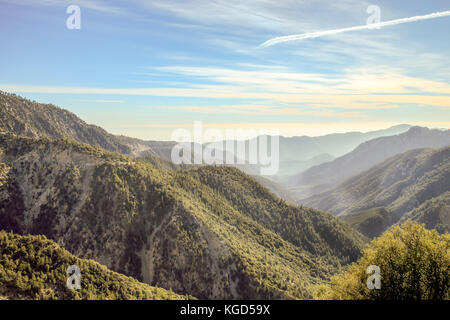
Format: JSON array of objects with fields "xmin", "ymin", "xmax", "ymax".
[
  {"xmin": 0, "ymin": 92, "xmax": 263, "ymax": 178},
  {"xmin": 207, "ymin": 125, "xmax": 411, "ymax": 178},
  {"xmin": 0, "ymin": 230, "xmax": 189, "ymax": 300},
  {"xmin": 302, "ymin": 147, "xmax": 450, "ymax": 238},
  {"xmin": 286, "ymin": 126, "xmax": 450, "ymax": 200},
  {"xmin": 0, "ymin": 131, "xmax": 365, "ymax": 299},
  {"xmin": 0, "ymin": 92, "xmax": 413, "ymax": 179}
]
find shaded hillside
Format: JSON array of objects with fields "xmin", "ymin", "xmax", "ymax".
[
  {"xmin": 0, "ymin": 132, "xmax": 365, "ymax": 299},
  {"xmin": 0, "ymin": 230, "xmax": 189, "ymax": 300},
  {"xmin": 0, "ymin": 91, "xmax": 182, "ymax": 159},
  {"xmin": 340, "ymin": 208, "xmax": 391, "ymax": 239},
  {"xmin": 287, "ymin": 127, "xmax": 450, "ymax": 199},
  {"xmin": 303, "ymin": 147, "xmax": 450, "ymax": 237}
]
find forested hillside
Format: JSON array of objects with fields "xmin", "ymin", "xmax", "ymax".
[
  {"xmin": 0, "ymin": 230, "xmax": 189, "ymax": 300},
  {"xmin": 0, "ymin": 132, "xmax": 366, "ymax": 299},
  {"xmin": 3, "ymin": 92, "xmax": 447, "ymax": 301},
  {"xmin": 0, "ymin": 92, "xmax": 180, "ymax": 158},
  {"xmin": 0, "ymin": 92, "xmax": 137, "ymax": 154}
]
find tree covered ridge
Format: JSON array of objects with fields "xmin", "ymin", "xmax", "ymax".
[
  {"xmin": 0, "ymin": 230, "xmax": 190, "ymax": 300},
  {"xmin": 0, "ymin": 91, "xmax": 137, "ymax": 155},
  {"xmin": 0, "ymin": 132, "xmax": 366, "ymax": 299},
  {"xmin": 186, "ymin": 166, "xmax": 366, "ymax": 264}
]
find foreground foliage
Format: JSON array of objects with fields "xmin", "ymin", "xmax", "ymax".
[
  {"xmin": 0, "ymin": 230, "xmax": 189, "ymax": 300},
  {"xmin": 315, "ymin": 221, "xmax": 449, "ymax": 300}
]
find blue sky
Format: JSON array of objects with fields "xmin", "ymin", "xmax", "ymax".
[{"xmin": 0, "ymin": 0, "xmax": 449, "ymax": 140}]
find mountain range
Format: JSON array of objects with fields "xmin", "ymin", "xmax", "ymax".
[
  {"xmin": 302, "ymin": 147, "xmax": 450, "ymax": 237},
  {"xmin": 1, "ymin": 92, "xmax": 414, "ymax": 179},
  {"xmin": 0, "ymin": 132, "xmax": 366, "ymax": 299},
  {"xmin": 284, "ymin": 126, "xmax": 450, "ymax": 200},
  {"xmin": 209, "ymin": 124, "xmax": 411, "ymax": 178},
  {"xmin": 0, "ymin": 92, "xmax": 368, "ymax": 299},
  {"xmin": 1, "ymin": 91, "xmax": 449, "ymax": 300}
]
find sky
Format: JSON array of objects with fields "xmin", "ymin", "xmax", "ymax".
[{"xmin": 0, "ymin": 0, "xmax": 449, "ymax": 140}]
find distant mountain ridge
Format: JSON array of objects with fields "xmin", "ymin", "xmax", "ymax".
[
  {"xmin": 0, "ymin": 91, "xmax": 415, "ymax": 197},
  {"xmin": 286, "ymin": 126, "xmax": 450, "ymax": 200},
  {"xmin": 276, "ymin": 153, "xmax": 336, "ymax": 177},
  {"xmin": 274, "ymin": 124, "xmax": 412, "ymax": 161},
  {"xmin": 212, "ymin": 124, "xmax": 411, "ymax": 178}
]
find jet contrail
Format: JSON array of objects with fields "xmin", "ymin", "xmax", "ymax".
[{"xmin": 260, "ymin": 10, "xmax": 450, "ymax": 48}]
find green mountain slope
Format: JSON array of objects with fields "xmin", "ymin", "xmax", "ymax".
[
  {"xmin": 0, "ymin": 92, "xmax": 135, "ymax": 155},
  {"xmin": 0, "ymin": 132, "xmax": 365, "ymax": 299},
  {"xmin": 0, "ymin": 91, "xmax": 180, "ymax": 158},
  {"xmin": 302, "ymin": 147, "xmax": 450, "ymax": 237},
  {"xmin": 398, "ymin": 191, "xmax": 450, "ymax": 234},
  {"xmin": 340, "ymin": 207, "xmax": 391, "ymax": 239},
  {"xmin": 0, "ymin": 230, "xmax": 189, "ymax": 300}
]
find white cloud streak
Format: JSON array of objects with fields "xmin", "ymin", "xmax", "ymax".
[{"xmin": 260, "ymin": 10, "xmax": 450, "ymax": 48}]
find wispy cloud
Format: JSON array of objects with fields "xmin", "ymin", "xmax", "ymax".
[
  {"xmin": 3, "ymin": 82, "xmax": 448, "ymax": 109},
  {"xmin": 3, "ymin": 64, "xmax": 450, "ymax": 111},
  {"xmin": 260, "ymin": 10, "xmax": 450, "ymax": 47}
]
